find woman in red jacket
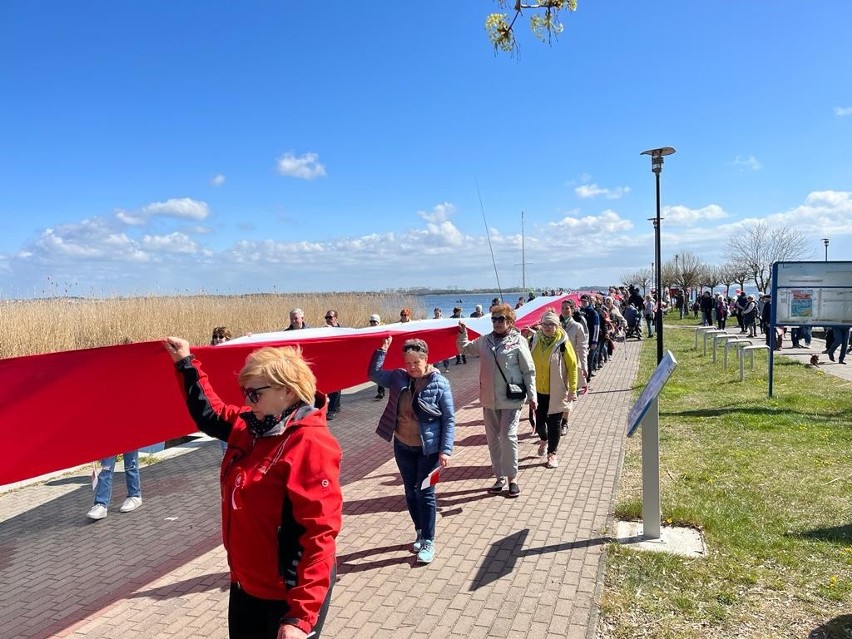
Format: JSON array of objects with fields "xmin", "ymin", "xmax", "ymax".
[{"xmin": 165, "ymin": 337, "xmax": 342, "ymax": 639}]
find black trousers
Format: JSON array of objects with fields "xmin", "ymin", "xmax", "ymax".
[
  {"xmin": 534, "ymin": 393, "xmax": 562, "ymax": 455},
  {"xmin": 228, "ymin": 572, "xmax": 334, "ymax": 639}
]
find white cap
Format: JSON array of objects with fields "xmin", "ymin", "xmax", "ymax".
[{"xmin": 369, "ymin": 314, "xmax": 381, "ymax": 323}]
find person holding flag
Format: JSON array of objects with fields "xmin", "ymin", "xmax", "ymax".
[
  {"xmin": 368, "ymin": 336, "xmax": 455, "ymax": 565},
  {"xmin": 165, "ymin": 337, "xmax": 342, "ymax": 639}
]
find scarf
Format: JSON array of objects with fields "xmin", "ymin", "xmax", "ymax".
[{"xmin": 242, "ymin": 403, "xmax": 301, "ymax": 438}]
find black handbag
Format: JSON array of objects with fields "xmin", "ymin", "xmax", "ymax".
[{"xmin": 492, "ymin": 348, "xmax": 528, "ymax": 400}]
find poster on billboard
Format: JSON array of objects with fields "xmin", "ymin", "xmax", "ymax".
[{"xmin": 773, "ymin": 262, "xmax": 852, "ymax": 326}]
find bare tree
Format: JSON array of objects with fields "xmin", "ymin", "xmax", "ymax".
[
  {"xmin": 727, "ymin": 222, "xmax": 811, "ymax": 293},
  {"xmin": 634, "ymin": 268, "xmax": 651, "ymax": 296},
  {"xmin": 661, "ymin": 258, "xmax": 680, "ymax": 292},
  {"xmin": 718, "ymin": 262, "xmax": 739, "ymax": 298},
  {"xmin": 486, "ymin": 1, "xmax": 577, "ymax": 54},
  {"xmin": 699, "ymin": 265, "xmax": 722, "ymax": 294},
  {"xmin": 677, "ymin": 252, "xmax": 704, "ymax": 301}
]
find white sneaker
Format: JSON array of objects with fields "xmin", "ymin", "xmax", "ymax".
[
  {"xmin": 86, "ymin": 504, "xmax": 108, "ymax": 520},
  {"xmin": 120, "ymin": 497, "xmax": 142, "ymax": 513},
  {"xmin": 537, "ymin": 441, "xmax": 547, "ymax": 457},
  {"xmin": 546, "ymin": 453, "xmax": 559, "ymax": 469}
]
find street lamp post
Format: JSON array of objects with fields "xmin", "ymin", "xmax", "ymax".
[
  {"xmin": 641, "ymin": 146, "xmax": 676, "ymax": 364},
  {"xmin": 822, "ymin": 238, "xmax": 829, "ymax": 261}
]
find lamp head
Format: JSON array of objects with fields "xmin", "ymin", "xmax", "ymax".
[{"xmin": 641, "ymin": 146, "xmax": 676, "ymax": 174}]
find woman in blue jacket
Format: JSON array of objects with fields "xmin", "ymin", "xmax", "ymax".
[{"xmin": 368, "ymin": 337, "xmax": 455, "ymax": 565}]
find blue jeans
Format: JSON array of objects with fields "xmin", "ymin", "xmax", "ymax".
[
  {"xmin": 393, "ymin": 440, "xmax": 439, "ymax": 541},
  {"xmin": 94, "ymin": 451, "xmax": 141, "ymax": 506}
]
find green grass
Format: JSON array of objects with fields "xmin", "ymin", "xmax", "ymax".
[{"xmin": 599, "ymin": 319, "xmax": 852, "ymax": 639}]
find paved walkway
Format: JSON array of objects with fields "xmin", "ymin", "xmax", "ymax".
[
  {"xmin": 3, "ymin": 328, "xmax": 850, "ymax": 639},
  {"xmin": 2, "ymin": 339, "xmax": 641, "ymax": 639}
]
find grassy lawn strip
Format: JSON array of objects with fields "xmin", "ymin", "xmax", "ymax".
[{"xmin": 598, "ymin": 322, "xmax": 852, "ymax": 639}]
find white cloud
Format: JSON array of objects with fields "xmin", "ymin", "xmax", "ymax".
[
  {"xmin": 30, "ymin": 218, "xmax": 150, "ymax": 261},
  {"xmin": 834, "ymin": 106, "xmax": 852, "ymax": 117},
  {"xmin": 418, "ymin": 202, "xmax": 455, "ymax": 223},
  {"xmin": 549, "ymin": 209, "xmax": 634, "ymax": 234},
  {"xmin": 114, "ymin": 198, "xmax": 210, "ymax": 226},
  {"xmin": 5, "ymin": 192, "xmax": 851, "ymax": 297},
  {"xmin": 663, "ymin": 204, "xmax": 728, "ymax": 225},
  {"xmin": 733, "ymin": 155, "xmax": 762, "ymax": 171},
  {"xmin": 141, "ymin": 232, "xmax": 202, "ymax": 254},
  {"xmin": 575, "ymin": 183, "xmax": 631, "ymax": 199},
  {"xmin": 210, "ymin": 174, "xmax": 226, "ymax": 186},
  {"xmin": 767, "ymin": 190, "xmax": 852, "ymax": 232},
  {"xmin": 115, "ymin": 210, "xmax": 145, "ymax": 226},
  {"xmin": 139, "ymin": 198, "xmax": 210, "ymax": 220},
  {"xmin": 276, "ymin": 152, "xmax": 327, "ymax": 180}
]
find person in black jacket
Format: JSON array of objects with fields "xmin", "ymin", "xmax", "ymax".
[
  {"xmin": 579, "ymin": 295, "xmax": 600, "ymax": 376},
  {"xmin": 699, "ymin": 291, "xmax": 715, "ymax": 327}
]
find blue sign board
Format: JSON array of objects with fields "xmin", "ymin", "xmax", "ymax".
[{"xmin": 627, "ymin": 350, "xmax": 678, "ymax": 437}]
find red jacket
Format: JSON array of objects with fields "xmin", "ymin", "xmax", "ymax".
[{"xmin": 175, "ymin": 356, "xmax": 342, "ymax": 634}]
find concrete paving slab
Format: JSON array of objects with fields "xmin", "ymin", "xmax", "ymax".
[{"xmin": 614, "ymin": 521, "xmax": 707, "ymax": 559}]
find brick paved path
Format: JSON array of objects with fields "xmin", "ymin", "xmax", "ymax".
[{"xmin": 0, "ymin": 339, "xmax": 642, "ymax": 639}]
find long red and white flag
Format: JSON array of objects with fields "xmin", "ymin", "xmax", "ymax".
[{"xmin": 0, "ymin": 294, "xmax": 578, "ymax": 485}]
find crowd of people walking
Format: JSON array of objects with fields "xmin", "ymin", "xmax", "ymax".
[{"xmin": 81, "ymin": 286, "xmax": 852, "ymax": 638}]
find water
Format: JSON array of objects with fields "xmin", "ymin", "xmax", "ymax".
[{"xmin": 418, "ymin": 292, "xmax": 537, "ymax": 318}]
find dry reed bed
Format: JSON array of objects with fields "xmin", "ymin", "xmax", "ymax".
[{"xmin": 0, "ymin": 293, "xmax": 419, "ymax": 359}]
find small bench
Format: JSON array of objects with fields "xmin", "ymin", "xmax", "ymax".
[
  {"xmin": 694, "ymin": 326, "xmax": 718, "ymax": 350},
  {"xmin": 739, "ymin": 344, "xmax": 771, "ymax": 381},
  {"xmin": 712, "ymin": 333, "xmax": 737, "ymax": 362},
  {"xmin": 724, "ymin": 339, "xmax": 751, "ymax": 369},
  {"xmin": 702, "ymin": 329, "xmax": 725, "ymax": 356}
]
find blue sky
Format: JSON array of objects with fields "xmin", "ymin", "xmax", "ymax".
[{"xmin": 1, "ymin": 1, "xmax": 850, "ymax": 298}]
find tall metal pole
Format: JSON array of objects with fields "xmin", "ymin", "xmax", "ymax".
[
  {"xmin": 521, "ymin": 211, "xmax": 526, "ymax": 293},
  {"xmin": 654, "ymin": 171, "xmax": 663, "ymax": 364},
  {"xmin": 823, "ymin": 238, "xmax": 829, "ymax": 261},
  {"xmin": 641, "ymin": 147, "xmax": 676, "ymax": 365}
]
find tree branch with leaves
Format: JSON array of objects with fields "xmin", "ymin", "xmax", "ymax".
[{"xmin": 486, "ymin": 0, "xmax": 578, "ymax": 54}]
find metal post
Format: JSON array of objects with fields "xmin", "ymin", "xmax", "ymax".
[
  {"xmin": 654, "ymin": 171, "xmax": 663, "ymax": 364},
  {"xmin": 641, "ymin": 146, "xmax": 676, "ymax": 364},
  {"xmin": 641, "ymin": 397, "xmax": 661, "ymax": 539}
]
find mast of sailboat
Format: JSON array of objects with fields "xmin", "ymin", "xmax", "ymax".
[
  {"xmin": 476, "ymin": 181, "xmax": 504, "ymax": 301},
  {"xmin": 521, "ymin": 211, "xmax": 526, "ymax": 294}
]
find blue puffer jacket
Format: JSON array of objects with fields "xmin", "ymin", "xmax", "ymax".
[{"xmin": 368, "ymin": 349, "xmax": 455, "ymax": 456}]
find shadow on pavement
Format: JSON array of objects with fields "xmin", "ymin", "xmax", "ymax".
[{"xmin": 131, "ymin": 572, "xmax": 231, "ymax": 599}]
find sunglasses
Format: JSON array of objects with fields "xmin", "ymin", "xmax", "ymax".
[
  {"xmin": 491, "ymin": 316, "xmax": 507, "ymax": 323},
  {"xmin": 242, "ymin": 385, "xmax": 272, "ymax": 403},
  {"xmin": 403, "ymin": 344, "xmax": 425, "ymax": 353},
  {"xmin": 369, "ymin": 320, "xmax": 379, "ymax": 324},
  {"xmin": 324, "ymin": 316, "xmax": 335, "ymax": 320},
  {"xmin": 541, "ymin": 322, "xmax": 558, "ymax": 328}
]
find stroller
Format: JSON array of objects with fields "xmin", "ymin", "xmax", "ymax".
[{"xmin": 623, "ymin": 305, "xmax": 642, "ymax": 340}]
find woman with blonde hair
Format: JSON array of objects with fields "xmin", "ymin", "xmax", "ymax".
[
  {"xmin": 368, "ymin": 337, "xmax": 455, "ymax": 564},
  {"xmin": 165, "ymin": 337, "xmax": 342, "ymax": 639},
  {"xmin": 457, "ymin": 304, "xmax": 536, "ymax": 498},
  {"xmin": 529, "ymin": 310, "xmax": 578, "ymax": 469}
]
